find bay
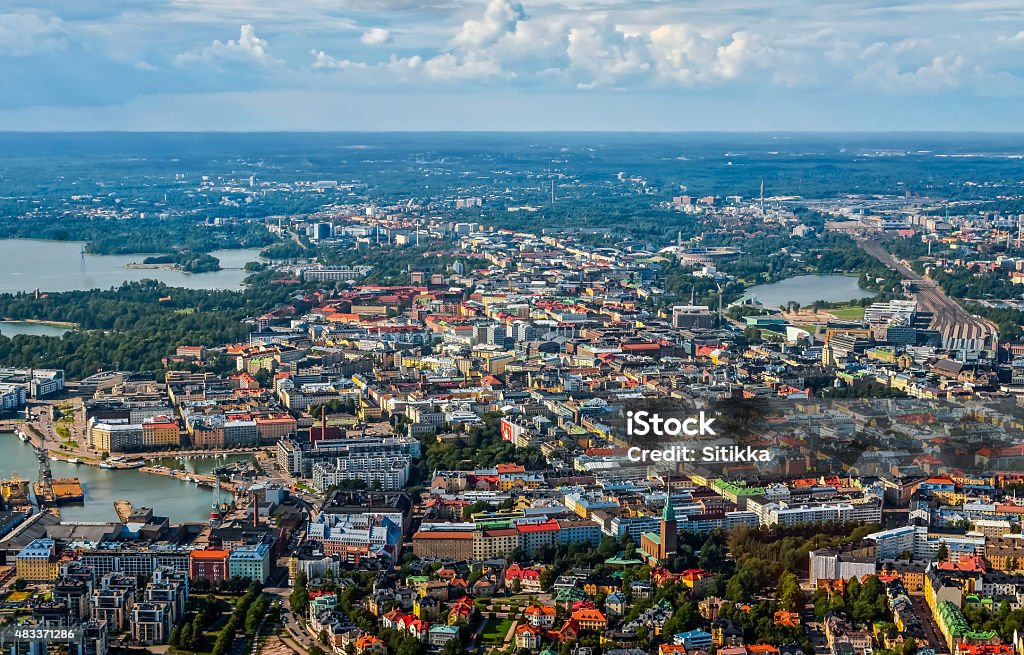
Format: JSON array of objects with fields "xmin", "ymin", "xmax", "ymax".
[
  {"xmin": 0, "ymin": 432, "xmax": 244, "ymax": 523},
  {"xmin": 0, "ymin": 239, "xmax": 262, "ymax": 293}
]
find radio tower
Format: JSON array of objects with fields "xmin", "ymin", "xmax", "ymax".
[
  {"xmin": 80, "ymin": 245, "xmax": 87, "ymax": 273},
  {"xmin": 759, "ymin": 180, "xmax": 765, "ymax": 215},
  {"xmin": 209, "ymin": 476, "xmax": 223, "ymax": 527},
  {"xmin": 551, "ymin": 179, "xmax": 555, "ymax": 207}
]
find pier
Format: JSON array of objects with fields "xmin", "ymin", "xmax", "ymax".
[
  {"xmin": 138, "ymin": 466, "xmax": 243, "ymax": 493},
  {"xmin": 114, "ymin": 500, "xmax": 133, "ymax": 522}
]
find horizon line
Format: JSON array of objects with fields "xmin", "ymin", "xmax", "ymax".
[{"xmin": 2, "ymin": 129, "xmax": 1024, "ymax": 135}]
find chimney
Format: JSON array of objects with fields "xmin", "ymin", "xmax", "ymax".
[{"xmin": 252, "ymin": 490, "xmax": 259, "ymax": 528}]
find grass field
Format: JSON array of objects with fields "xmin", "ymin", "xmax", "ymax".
[
  {"xmin": 481, "ymin": 618, "xmax": 514, "ymax": 645},
  {"xmin": 828, "ymin": 305, "xmax": 866, "ymax": 320}
]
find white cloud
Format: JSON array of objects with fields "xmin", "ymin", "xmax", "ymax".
[
  {"xmin": 311, "ymin": 50, "xmax": 367, "ymax": 70},
  {"xmin": 453, "ymin": 0, "xmax": 526, "ymax": 48},
  {"xmin": 565, "ymin": 23, "xmax": 650, "ymax": 88},
  {"xmin": 156, "ymin": 0, "xmax": 1024, "ymax": 97},
  {"xmin": 311, "ymin": 48, "xmax": 509, "ymax": 81},
  {"xmin": 420, "ymin": 51, "xmax": 512, "ymax": 79},
  {"xmin": 360, "ymin": 28, "xmax": 392, "ymax": 46},
  {"xmin": 856, "ymin": 54, "xmax": 967, "ymax": 93},
  {"xmin": 175, "ymin": 24, "xmax": 281, "ymax": 68},
  {"xmin": 0, "ymin": 11, "xmax": 67, "ymax": 56}
]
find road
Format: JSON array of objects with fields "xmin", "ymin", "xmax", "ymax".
[
  {"xmin": 860, "ymin": 238, "xmax": 996, "ymax": 349},
  {"xmin": 909, "ymin": 595, "xmax": 950, "ymax": 655}
]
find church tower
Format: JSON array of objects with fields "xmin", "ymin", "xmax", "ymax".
[{"xmin": 659, "ymin": 496, "xmax": 678, "ymax": 560}]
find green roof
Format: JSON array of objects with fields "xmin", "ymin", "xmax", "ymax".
[
  {"xmin": 712, "ymin": 479, "xmax": 765, "ymax": 496},
  {"xmin": 605, "ymin": 555, "xmax": 644, "ymax": 566}
]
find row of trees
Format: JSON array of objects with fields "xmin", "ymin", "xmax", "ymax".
[
  {"xmin": 211, "ymin": 583, "xmax": 267, "ymax": 655},
  {"xmin": 169, "ymin": 595, "xmax": 223, "ymax": 652}
]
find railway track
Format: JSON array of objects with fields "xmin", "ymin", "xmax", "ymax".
[{"xmin": 859, "ymin": 238, "xmax": 996, "ymax": 349}]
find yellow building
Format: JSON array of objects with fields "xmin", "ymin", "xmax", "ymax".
[
  {"xmin": 16, "ymin": 539, "xmax": 60, "ymax": 582},
  {"xmin": 141, "ymin": 417, "xmax": 181, "ymax": 448}
]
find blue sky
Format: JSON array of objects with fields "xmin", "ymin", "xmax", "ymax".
[{"xmin": 1, "ymin": 0, "xmax": 1023, "ymax": 131}]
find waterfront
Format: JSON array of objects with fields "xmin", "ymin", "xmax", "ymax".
[
  {"xmin": 0, "ymin": 240, "xmax": 263, "ymax": 293},
  {"xmin": 0, "ymin": 321, "xmax": 71, "ymax": 337},
  {"xmin": 0, "ymin": 431, "xmax": 229, "ymax": 523},
  {"xmin": 745, "ymin": 274, "xmax": 873, "ymax": 308}
]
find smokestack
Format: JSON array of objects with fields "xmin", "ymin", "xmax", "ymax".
[
  {"xmin": 319, "ymin": 405, "xmax": 326, "ymax": 444},
  {"xmin": 252, "ymin": 490, "xmax": 259, "ymax": 528}
]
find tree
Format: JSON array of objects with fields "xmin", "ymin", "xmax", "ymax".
[
  {"xmin": 290, "ymin": 571, "xmax": 310, "ymax": 616},
  {"xmin": 778, "ymin": 571, "xmax": 803, "ymax": 612},
  {"xmin": 443, "ymin": 639, "xmax": 462, "ymax": 655},
  {"xmin": 178, "ymin": 624, "xmax": 192, "ymax": 650},
  {"xmin": 936, "ymin": 543, "xmax": 949, "ymax": 563}
]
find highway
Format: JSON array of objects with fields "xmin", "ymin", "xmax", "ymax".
[{"xmin": 859, "ymin": 238, "xmax": 996, "ymax": 349}]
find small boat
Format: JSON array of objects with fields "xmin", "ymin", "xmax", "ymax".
[
  {"xmin": 17, "ymin": 431, "xmax": 29, "ymax": 442},
  {"xmin": 99, "ymin": 462, "xmax": 115, "ymax": 469},
  {"xmin": 67, "ymin": 458, "xmax": 80, "ymax": 465}
]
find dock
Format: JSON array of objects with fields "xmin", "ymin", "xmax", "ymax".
[
  {"xmin": 32, "ymin": 481, "xmax": 56, "ymax": 507},
  {"xmin": 114, "ymin": 500, "xmax": 133, "ymax": 523},
  {"xmin": 138, "ymin": 466, "xmax": 242, "ymax": 493}
]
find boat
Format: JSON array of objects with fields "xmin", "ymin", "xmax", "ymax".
[
  {"xmin": 16, "ymin": 430, "xmax": 30, "ymax": 442},
  {"xmin": 99, "ymin": 462, "xmax": 115, "ymax": 469},
  {"xmin": 51, "ymin": 478, "xmax": 84, "ymax": 504},
  {"xmin": 67, "ymin": 458, "xmax": 80, "ymax": 465}
]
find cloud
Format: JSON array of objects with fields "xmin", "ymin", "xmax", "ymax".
[
  {"xmin": 312, "ymin": 48, "xmax": 510, "ymax": 81},
  {"xmin": 0, "ymin": 11, "xmax": 68, "ymax": 56},
  {"xmin": 453, "ymin": 0, "xmax": 526, "ymax": 48},
  {"xmin": 175, "ymin": 24, "xmax": 281, "ymax": 69},
  {"xmin": 360, "ymin": 27, "xmax": 392, "ymax": 46},
  {"xmin": 8, "ymin": 0, "xmax": 1024, "ymax": 132},
  {"xmin": 857, "ymin": 54, "xmax": 968, "ymax": 93},
  {"xmin": 311, "ymin": 50, "xmax": 367, "ymax": 70},
  {"xmin": 565, "ymin": 24, "xmax": 650, "ymax": 89}
]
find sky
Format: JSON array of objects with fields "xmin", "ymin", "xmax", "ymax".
[{"xmin": 1, "ymin": 0, "xmax": 1023, "ymax": 131}]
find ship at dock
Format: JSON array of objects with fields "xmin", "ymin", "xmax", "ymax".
[
  {"xmin": 30, "ymin": 444, "xmax": 84, "ymax": 507},
  {"xmin": 1, "ymin": 472, "xmax": 32, "ymax": 510}
]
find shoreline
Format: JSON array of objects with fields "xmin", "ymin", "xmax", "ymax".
[
  {"xmin": 1, "ymin": 318, "xmax": 78, "ymax": 329},
  {"xmin": 125, "ymin": 262, "xmax": 180, "ymax": 271}
]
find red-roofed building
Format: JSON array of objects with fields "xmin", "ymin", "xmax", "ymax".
[
  {"xmin": 515, "ymin": 624, "xmax": 542, "ymax": 649},
  {"xmin": 189, "ymin": 549, "xmax": 229, "ymax": 582}
]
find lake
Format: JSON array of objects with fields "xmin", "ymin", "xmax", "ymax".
[
  {"xmin": 0, "ymin": 321, "xmax": 71, "ymax": 337},
  {"xmin": 745, "ymin": 275, "xmax": 873, "ymax": 308},
  {"xmin": 0, "ymin": 432, "xmax": 248, "ymax": 523},
  {"xmin": 0, "ymin": 240, "xmax": 263, "ymax": 293}
]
